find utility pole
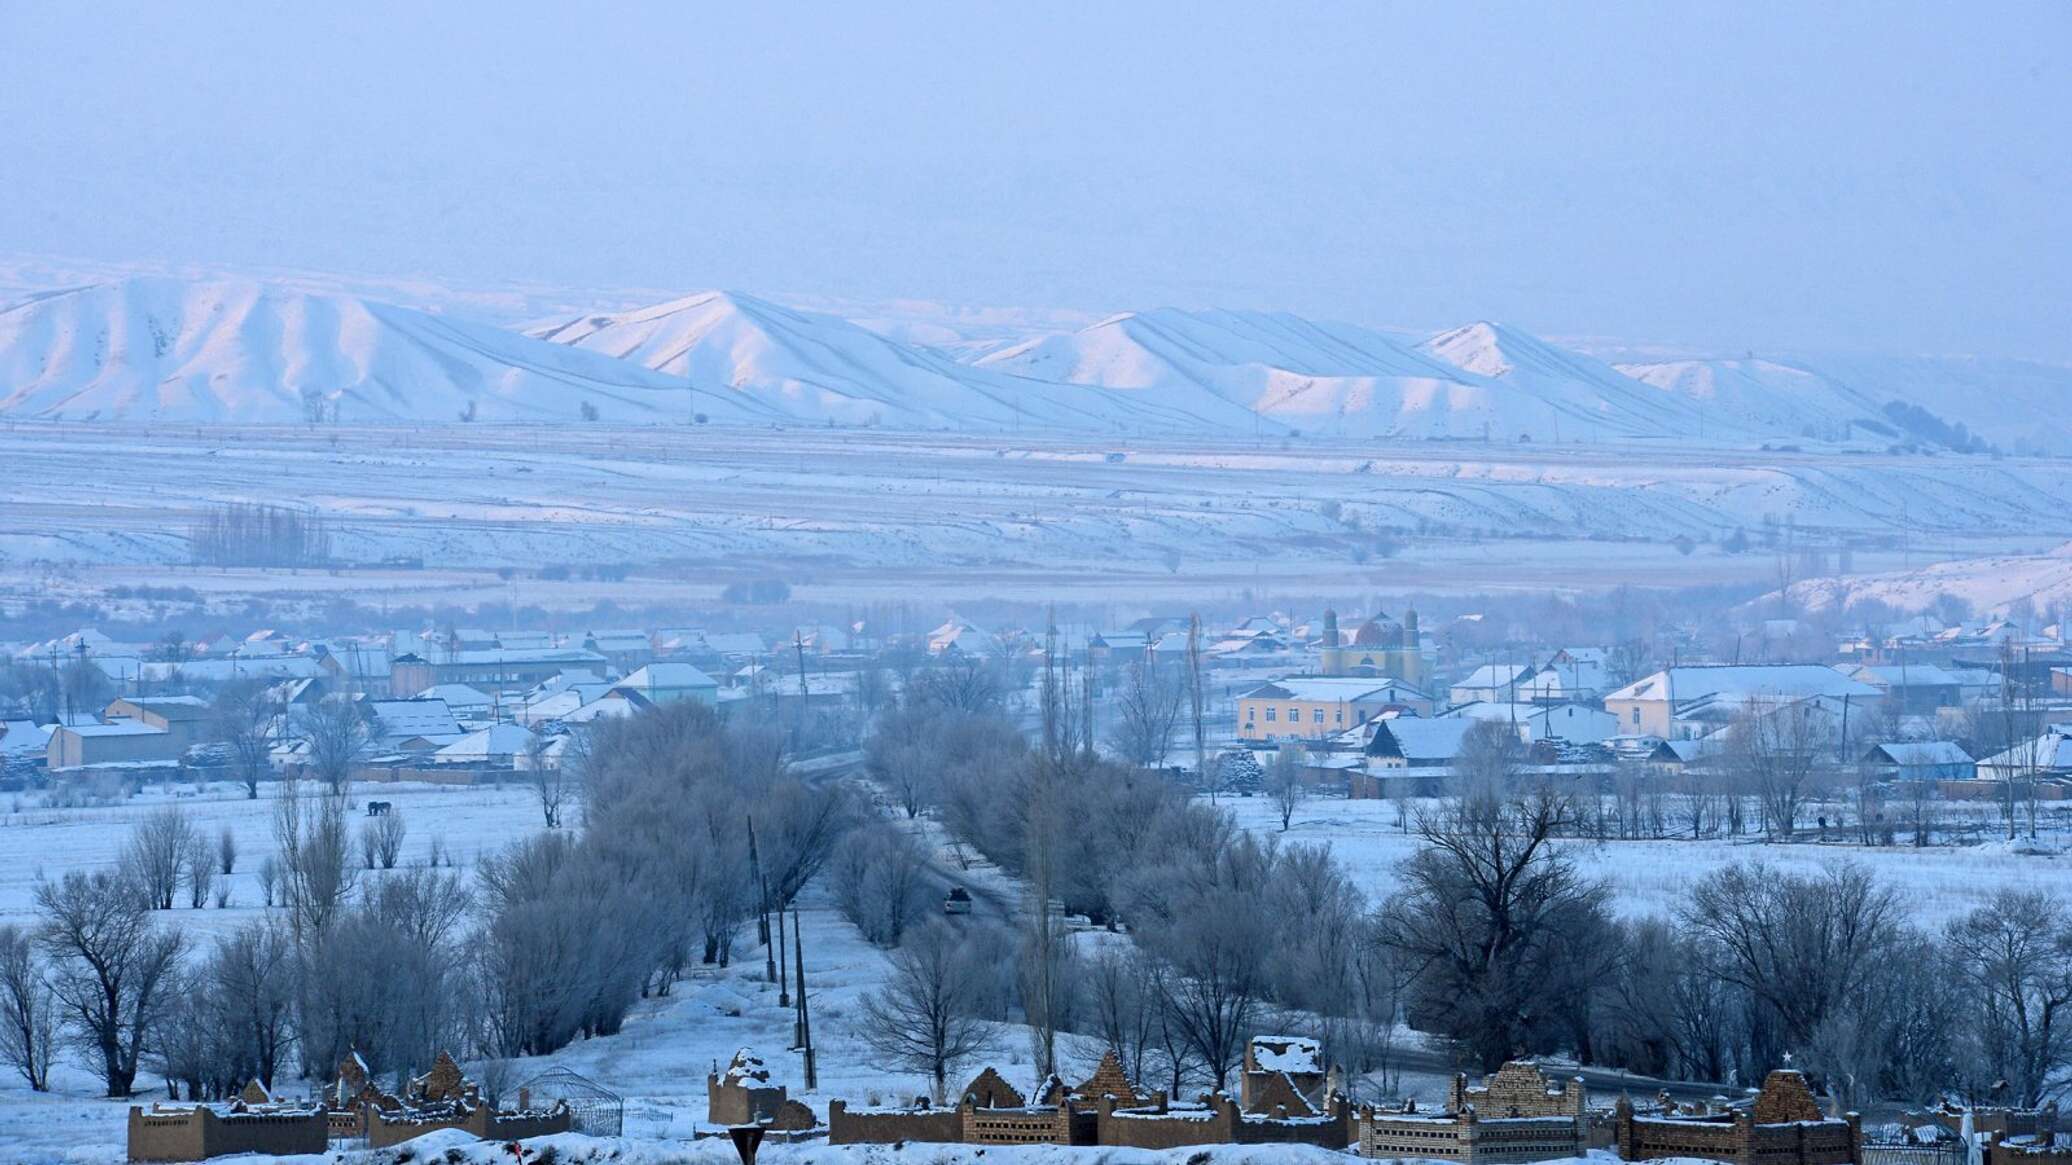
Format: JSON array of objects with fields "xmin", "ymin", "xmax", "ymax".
[
  {"xmin": 792, "ymin": 908, "xmax": 815, "ymax": 1089},
  {"xmin": 747, "ymin": 815, "xmax": 773, "ymax": 973}
]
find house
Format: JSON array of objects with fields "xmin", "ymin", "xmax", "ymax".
[
  {"xmin": 581, "ymin": 629, "xmax": 652, "ymax": 669},
  {"xmin": 433, "ymin": 724, "xmax": 537, "ymax": 766},
  {"xmin": 928, "ymin": 619, "xmax": 988, "ymax": 655},
  {"xmin": 104, "ymin": 696, "xmax": 212, "ymax": 752},
  {"xmin": 48, "ymin": 721, "xmax": 181, "ymax": 770},
  {"xmin": 416, "ymin": 684, "xmax": 494, "ymax": 716},
  {"xmin": 1861, "ymin": 740, "xmax": 1975, "ymax": 781},
  {"xmin": 1842, "ymin": 663, "xmax": 1966, "ymax": 713},
  {"xmin": 1442, "ymin": 701, "xmax": 1618, "ymax": 745},
  {"xmin": 1, "ymin": 720, "xmax": 51, "ymax": 771},
  {"xmin": 615, "ymin": 663, "xmax": 718, "ymax": 705},
  {"xmin": 1238, "ymin": 677, "xmax": 1431, "ymax": 742},
  {"xmin": 1366, "ymin": 718, "xmax": 1498, "ymax": 769},
  {"xmin": 1449, "ymin": 664, "xmax": 1538, "ymax": 707},
  {"xmin": 389, "ymin": 648, "xmax": 607, "ymax": 697},
  {"xmin": 158, "ymin": 656, "xmax": 326, "ymax": 685},
  {"xmin": 1538, "ymin": 647, "xmax": 1610, "ymax": 700},
  {"xmin": 361, "ymin": 699, "xmax": 464, "ymax": 749},
  {"xmin": 313, "ymin": 641, "xmax": 394, "ymax": 697},
  {"xmin": 1603, "ymin": 665, "xmax": 1879, "ymax": 740},
  {"xmin": 1977, "ymin": 731, "xmax": 2072, "ymax": 781},
  {"xmin": 1088, "ymin": 630, "xmax": 1153, "ymax": 665},
  {"xmin": 563, "ymin": 690, "xmax": 655, "ymax": 723}
]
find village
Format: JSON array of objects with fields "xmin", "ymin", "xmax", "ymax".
[
  {"xmin": 5, "ymin": 598, "xmax": 2070, "ymax": 825},
  {"xmin": 1, "ymin": 589, "xmax": 2070, "ymax": 1164}
]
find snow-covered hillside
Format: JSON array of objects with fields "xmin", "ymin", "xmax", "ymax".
[
  {"xmin": 4, "ymin": 274, "xmax": 2067, "ymax": 452},
  {"xmin": 1617, "ymin": 352, "xmax": 2072, "ymax": 454},
  {"xmin": 1419, "ymin": 321, "xmax": 1712, "ymax": 442},
  {"xmin": 1787, "ymin": 541, "xmax": 2072, "ymax": 615},
  {"xmin": 527, "ymin": 291, "xmax": 1271, "ymax": 433},
  {"xmin": 0, "ymin": 277, "xmax": 779, "ymax": 424},
  {"xmin": 975, "ymin": 309, "xmax": 1728, "ymax": 442}
]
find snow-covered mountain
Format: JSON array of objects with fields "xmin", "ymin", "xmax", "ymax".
[
  {"xmin": 3, "ymin": 274, "xmax": 2064, "ymax": 451},
  {"xmin": 1418, "ymin": 321, "xmax": 1713, "ymax": 442},
  {"xmin": 0, "ymin": 277, "xmax": 771, "ymax": 424},
  {"xmin": 975, "ymin": 308, "xmax": 1717, "ymax": 441},
  {"xmin": 526, "ymin": 291, "xmax": 1272, "ymax": 433},
  {"xmin": 1617, "ymin": 353, "xmax": 2072, "ymax": 454}
]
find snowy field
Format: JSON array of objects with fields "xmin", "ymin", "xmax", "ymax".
[
  {"xmin": 0, "ymin": 421, "xmax": 2058, "ymax": 605},
  {"xmin": 3, "ymin": 779, "xmax": 2057, "ymax": 1160},
  {"xmin": 0, "ymin": 781, "xmax": 1334, "ymax": 1164},
  {"xmin": 1223, "ymin": 795, "xmax": 2072, "ymax": 931}
]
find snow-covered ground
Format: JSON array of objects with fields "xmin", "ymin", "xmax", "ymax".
[
  {"xmin": 1786, "ymin": 541, "xmax": 2072, "ymax": 616},
  {"xmin": 1222, "ymin": 796, "xmax": 2072, "ymax": 931},
  {"xmin": 0, "ymin": 781, "xmax": 1305, "ymax": 1164},
  {"xmin": 0, "ymin": 423, "xmax": 2054, "ymax": 605}
]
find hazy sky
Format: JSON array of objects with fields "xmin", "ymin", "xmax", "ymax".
[{"xmin": 2, "ymin": 2, "xmax": 2066, "ymax": 359}]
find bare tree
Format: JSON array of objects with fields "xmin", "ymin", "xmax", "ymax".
[
  {"xmin": 1378, "ymin": 784, "xmax": 1612, "ymax": 1069},
  {"xmin": 829, "ymin": 823, "xmax": 932, "ymax": 947},
  {"xmin": 273, "ymin": 779, "xmax": 357, "ymax": 940},
  {"xmin": 1186, "ymin": 615, "xmax": 1208, "ymax": 798},
  {"xmin": 212, "ymin": 681, "xmax": 283, "ymax": 799},
  {"xmin": 123, "ymin": 807, "xmax": 194, "ymax": 911},
  {"xmin": 207, "ymin": 921, "xmax": 297, "ymax": 1091},
  {"xmin": 525, "ymin": 729, "xmax": 569, "ymax": 828},
  {"xmin": 1112, "ymin": 661, "xmax": 1183, "ymax": 769},
  {"xmin": 183, "ymin": 833, "xmax": 214, "ymax": 909},
  {"xmin": 1680, "ymin": 860, "xmax": 1900, "ymax": 1058},
  {"xmin": 216, "ymin": 828, "xmax": 238, "ymax": 876},
  {"xmin": 60, "ymin": 656, "xmax": 112, "ymax": 721},
  {"xmin": 1145, "ymin": 893, "xmax": 1265, "ymax": 1090},
  {"xmin": 373, "ymin": 811, "xmax": 407, "ymax": 870},
  {"xmin": 1944, "ymin": 889, "xmax": 2072, "ymax": 1108},
  {"xmin": 1083, "ymin": 948, "xmax": 1162, "ymax": 1088},
  {"xmin": 256, "ymin": 856, "xmax": 279, "ymax": 908},
  {"xmin": 298, "ymin": 697, "xmax": 371, "ymax": 796},
  {"xmin": 0, "ymin": 924, "xmax": 57, "ymax": 1090},
  {"xmin": 1267, "ymin": 745, "xmax": 1308, "ymax": 831},
  {"xmin": 1721, "ymin": 699, "xmax": 1836, "ymax": 838},
  {"xmin": 856, "ymin": 920, "xmax": 990, "ymax": 1103},
  {"xmin": 34, "ymin": 870, "xmax": 187, "ymax": 1096}
]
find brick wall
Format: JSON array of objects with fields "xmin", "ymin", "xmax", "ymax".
[
  {"xmin": 827, "ymin": 1099, "xmax": 963, "ymax": 1145},
  {"xmin": 128, "ymin": 1105, "xmax": 328, "ymax": 1162}
]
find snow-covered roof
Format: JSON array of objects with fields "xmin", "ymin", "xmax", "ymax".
[
  {"xmin": 0, "ymin": 720, "xmax": 51, "ymax": 755},
  {"xmin": 1605, "ymin": 664, "xmax": 1878, "ymax": 704},
  {"xmin": 1865, "ymin": 740, "xmax": 1973, "ymax": 767},
  {"xmin": 417, "ymin": 683, "xmax": 492, "ymax": 708},
  {"xmin": 1846, "ymin": 663, "xmax": 1967, "ymax": 689},
  {"xmin": 621, "ymin": 663, "xmax": 718, "ymax": 691},
  {"xmin": 1979, "ymin": 733, "xmax": 2072, "ymax": 773},
  {"xmin": 363, "ymin": 699, "xmax": 462, "ymax": 739},
  {"xmin": 164, "ymin": 656, "xmax": 325, "ymax": 683},
  {"xmin": 1452, "ymin": 664, "xmax": 1535, "ymax": 691},
  {"xmin": 1244, "ymin": 677, "xmax": 1426, "ymax": 703},
  {"xmin": 433, "ymin": 723, "xmax": 535, "ymax": 761},
  {"xmin": 1367, "ymin": 717, "xmax": 1482, "ymax": 761},
  {"xmin": 58, "ymin": 720, "xmax": 168, "ymax": 738}
]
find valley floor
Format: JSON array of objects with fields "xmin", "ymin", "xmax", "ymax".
[{"xmin": 0, "ymin": 421, "xmax": 2056, "ymax": 606}]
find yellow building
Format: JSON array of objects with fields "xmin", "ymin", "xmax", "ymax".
[
  {"xmin": 1317, "ymin": 609, "xmax": 1426, "ymax": 687},
  {"xmin": 1237, "ymin": 676, "xmax": 1431, "ymax": 742}
]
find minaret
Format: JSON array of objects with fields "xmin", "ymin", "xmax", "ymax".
[
  {"xmin": 1401, "ymin": 608, "xmax": 1422, "ymax": 684},
  {"xmin": 1320, "ymin": 609, "xmax": 1341, "ymax": 674}
]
